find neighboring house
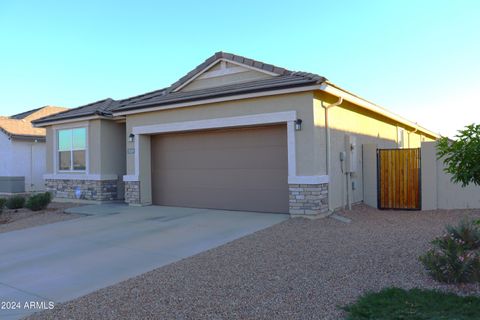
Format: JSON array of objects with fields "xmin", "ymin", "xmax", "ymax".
[
  {"xmin": 33, "ymin": 52, "xmax": 439, "ymax": 215},
  {"xmin": 0, "ymin": 106, "xmax": 67, "ymax": 192}
]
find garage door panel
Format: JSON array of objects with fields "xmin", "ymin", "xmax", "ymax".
[
  {"xmin": 154, "ymin": 169, "xmax": 287, "ymax": 190},
  {"xmin": 151, "ymin": 125, "xmax": 288, "ymax": 213},
  {"xmin": 156, "ymin": 146, "xmax": 288, "ymax": 170},
  {"xmin": 154, "ymin": 186, "xmax": 288, "ymax": 213},
  {"xmin": 156, "ymin": 127, "xmax": 287, "ymax": 150}
]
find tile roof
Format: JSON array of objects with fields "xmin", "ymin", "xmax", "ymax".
[
  {"xmin": 10, "ymin": 107, "xmax": 43, "ymax": 119},
  {"xmin": 0, "ymin": 106, "xmax": 68, "ymax": 140},
  {"xmin": 33, "ymin": 52, "xmax": 326, "ymax": 124},
  {"xmin": 117, "ymin": 72, "xmax": 323, "ymax": 112},
  {"xmin": 23, "ymin": 106, "xmax": 69, "ymax": 122}
]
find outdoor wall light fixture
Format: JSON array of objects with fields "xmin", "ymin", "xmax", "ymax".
[
  {"xmin": 128, "ymin": 133, "xmax": 135, "ymax": 142},
  {"xmin": 295, "ymin": 119, "xmax": 303, "ymax": 131}
]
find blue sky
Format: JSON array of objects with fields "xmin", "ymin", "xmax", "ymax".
[{"xmin": 1, "ymin": 0, "xmax": 478, "ymax": 137}]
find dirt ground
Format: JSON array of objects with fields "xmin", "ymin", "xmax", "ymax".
[
  {"xmin": 0, "ymin": 201, "xmax": 81, "ymax": 233},
  {"xmin": 26, "ymin": 205, "xmax": 480, "ymax": 320}
]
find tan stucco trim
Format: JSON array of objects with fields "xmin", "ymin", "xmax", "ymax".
[
  {"xmin": 126, "ymin": 111, "xmax": 301, "ymax": 180},
  {"xmin": 43, "ymin": 174, "xmax": 118, "ymax": 181}
]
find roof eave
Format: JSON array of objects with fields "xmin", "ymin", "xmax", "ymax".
[
  {"xmin": 115, "ymin": 80, "xmax": 323, "ymax": 114},
  {"xmin": 319, "ymin": 83, "xmax": 441, "ymax": 139},
  {"xmin": 32, "ymin": 114, "xmax": 114, "ymax": 127},
  {"xmin": 0, "ymin": 128, "xmax": 45, "ymax": 141},
  {"xmin": 10, "ymin": 135, "xmax": 46, "ymax": 142},
  {"xmin": 113, "ymin": 83, "xmax": 324, "ymax": 116}
]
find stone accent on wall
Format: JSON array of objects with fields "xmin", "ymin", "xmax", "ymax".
[
  {"xmin": 45, "ymin": 179, "xmax": 120, "ymax": 201},
  {"xmin": 125, "ymin": 181, "xmax": 140, "ymax": 205},
  {"xmin": 289, "ymin": 183, "xmax": 329, "ymax": 216}
]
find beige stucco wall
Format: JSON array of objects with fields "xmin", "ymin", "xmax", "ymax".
[
  {"xmin": 99, "ymin": 120, "xmax": 126, "ymax": 175},
  {"xmin": 139, "ymin": 134, "xmax": 152, "ymax": 204},
  {"xmin": 362, "ymin": 144, "xmax": 378, "ymax": 208},
  {"xmin": 407, "ymin": 131, "xmax": 423, "ymax": 148},
  {"xmin": 314, "ymin": 91, "xmax": 434, "ymax": 210},
  {"xmin": 45, "ymin": 127, "xmax": 54, "ymax": 174},
  {"xmin": 88, "ymin": 120, "xmax": 101, "ymax": 174},
  {"xmin": 422, "ymin": 141, "xmax": 480, "ymax": 210},
  {"xmin": 125, "ymin": 92, "xmax": 317, "ymax": 177}
]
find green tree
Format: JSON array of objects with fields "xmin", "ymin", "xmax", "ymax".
[{"xmin": 437, "ymin": 124, "xmax": 480, "ymax": 187}]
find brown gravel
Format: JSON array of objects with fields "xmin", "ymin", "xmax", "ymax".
[
  {"xmin": 0, "ymin": 202, "xmax": 81, "ymax": 233},
  {"xmin": 26, "ymin": 205, "xmax": 480, "ymax": 320}
]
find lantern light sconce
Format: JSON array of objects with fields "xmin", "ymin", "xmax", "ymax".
[
  {"xmin": 294, "ymin": 119, "xmax": 303, "ymax": 131},
  {"xmin": 128, "ymin": 133, "xmax": 135, "ymax": 142}
]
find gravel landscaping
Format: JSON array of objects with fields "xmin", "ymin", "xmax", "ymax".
[
  {"xmin": 27, "ymin": 205, "xmax": 480, "ymax": 320},
  {"xmin": 0, "ymin": 202, "xmax": 81, "ymax": 233}
]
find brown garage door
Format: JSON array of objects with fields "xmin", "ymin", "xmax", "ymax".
[{"xmin": 151, "ymin": 125, "xmax": 288, "ymax": 213}]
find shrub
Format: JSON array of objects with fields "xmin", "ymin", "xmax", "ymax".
[
  {"xmin": 420, "ymin": 219, "xmax": 480, "ymax": 283},
  {"xmin": 5, "ymin": 195, "xmax": 26, "ymax": 210},
  {"xmin": 437, "ymin": 123, "xmax": 480, "ymax": 187},
  {"xmin": 25, "ymin": 192, "xmax": 52, "ymax": 211},
  {"xmin": 0, "ymin": 198, "xmax": 6, "ymax": 213},
  {"xmin": 445, "ymin": 219, "xmax": 480, "ymax": 250}
]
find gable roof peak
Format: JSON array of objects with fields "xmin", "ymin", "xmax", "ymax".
[{"xmin": 167, "ymin": 51, "xmax": 296, "ymax": 93}]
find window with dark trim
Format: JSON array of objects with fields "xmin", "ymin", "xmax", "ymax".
[{"xmin": 397, "ymin": 127, "xmax": 406, "ymax": 148}]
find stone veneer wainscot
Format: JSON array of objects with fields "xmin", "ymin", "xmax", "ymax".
[
  {"xmin": 124, "ymin": 181, "xmax": 140, "ymax": 205},
  {"xmin": 45, "ymin": 179, "xmax": 120, "ymax": 201},
  {"xmin": 289, "ymin": 183, "xmax": 328, "ymax": 215}
]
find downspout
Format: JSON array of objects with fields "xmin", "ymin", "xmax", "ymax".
[
  {"xmin": 30, "ymin": 142, "xmax": 33, "ymax": 192},
  {"xmin": 322, "ymin": 97, "xmax": 343, "ymax": 212},
  {"xmin": 30, "ymin": 139, "xmax": 38, "ymax": 192}
]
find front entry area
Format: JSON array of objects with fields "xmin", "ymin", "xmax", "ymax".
[{"xmin": 150, "ymin": 125, "xmax": 289, "ymax": 213}]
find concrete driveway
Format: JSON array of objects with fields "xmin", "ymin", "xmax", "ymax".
[{"xmin": 0, "ymin": 204, "xmax": 287, "ymax": 319}]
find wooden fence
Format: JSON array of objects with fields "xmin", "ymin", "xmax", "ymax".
[{"xmin": 377, "ymin": 148, "xmax": 421, "ymax": 210}]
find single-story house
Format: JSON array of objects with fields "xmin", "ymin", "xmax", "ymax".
[
  {"xmin": 33, "ymin": 52, "xmax": 439, "ymax": 215},
  {"xmin": 0, "ymin": 106, "xmax": 67, "ymax": 192}
]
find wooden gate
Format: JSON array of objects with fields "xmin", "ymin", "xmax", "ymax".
[{"xmin": 377, "ymin": 148, "xmax": 421, "ymax": 210}]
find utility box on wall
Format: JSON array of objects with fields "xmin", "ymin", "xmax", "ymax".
[
  {"xmin": 0, "ymin": 176, "xmax": 25, "ymax": 193},
  {"xmin": 345, "ymin": 135, "xmax": 357, "ymax": 173}
]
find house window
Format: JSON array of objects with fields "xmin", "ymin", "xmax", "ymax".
[
  {"xmin": 397, "ymin": 127, "xmax": 405, "ymax": 148},
  {"xmin": 58, "ymin": 128, "xmax": 87, "ymax": 171}
]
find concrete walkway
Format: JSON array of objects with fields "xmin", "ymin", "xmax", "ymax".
[{"xmin": 0, "ymin": 204, "xmax": 287, "ymax": 319}]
